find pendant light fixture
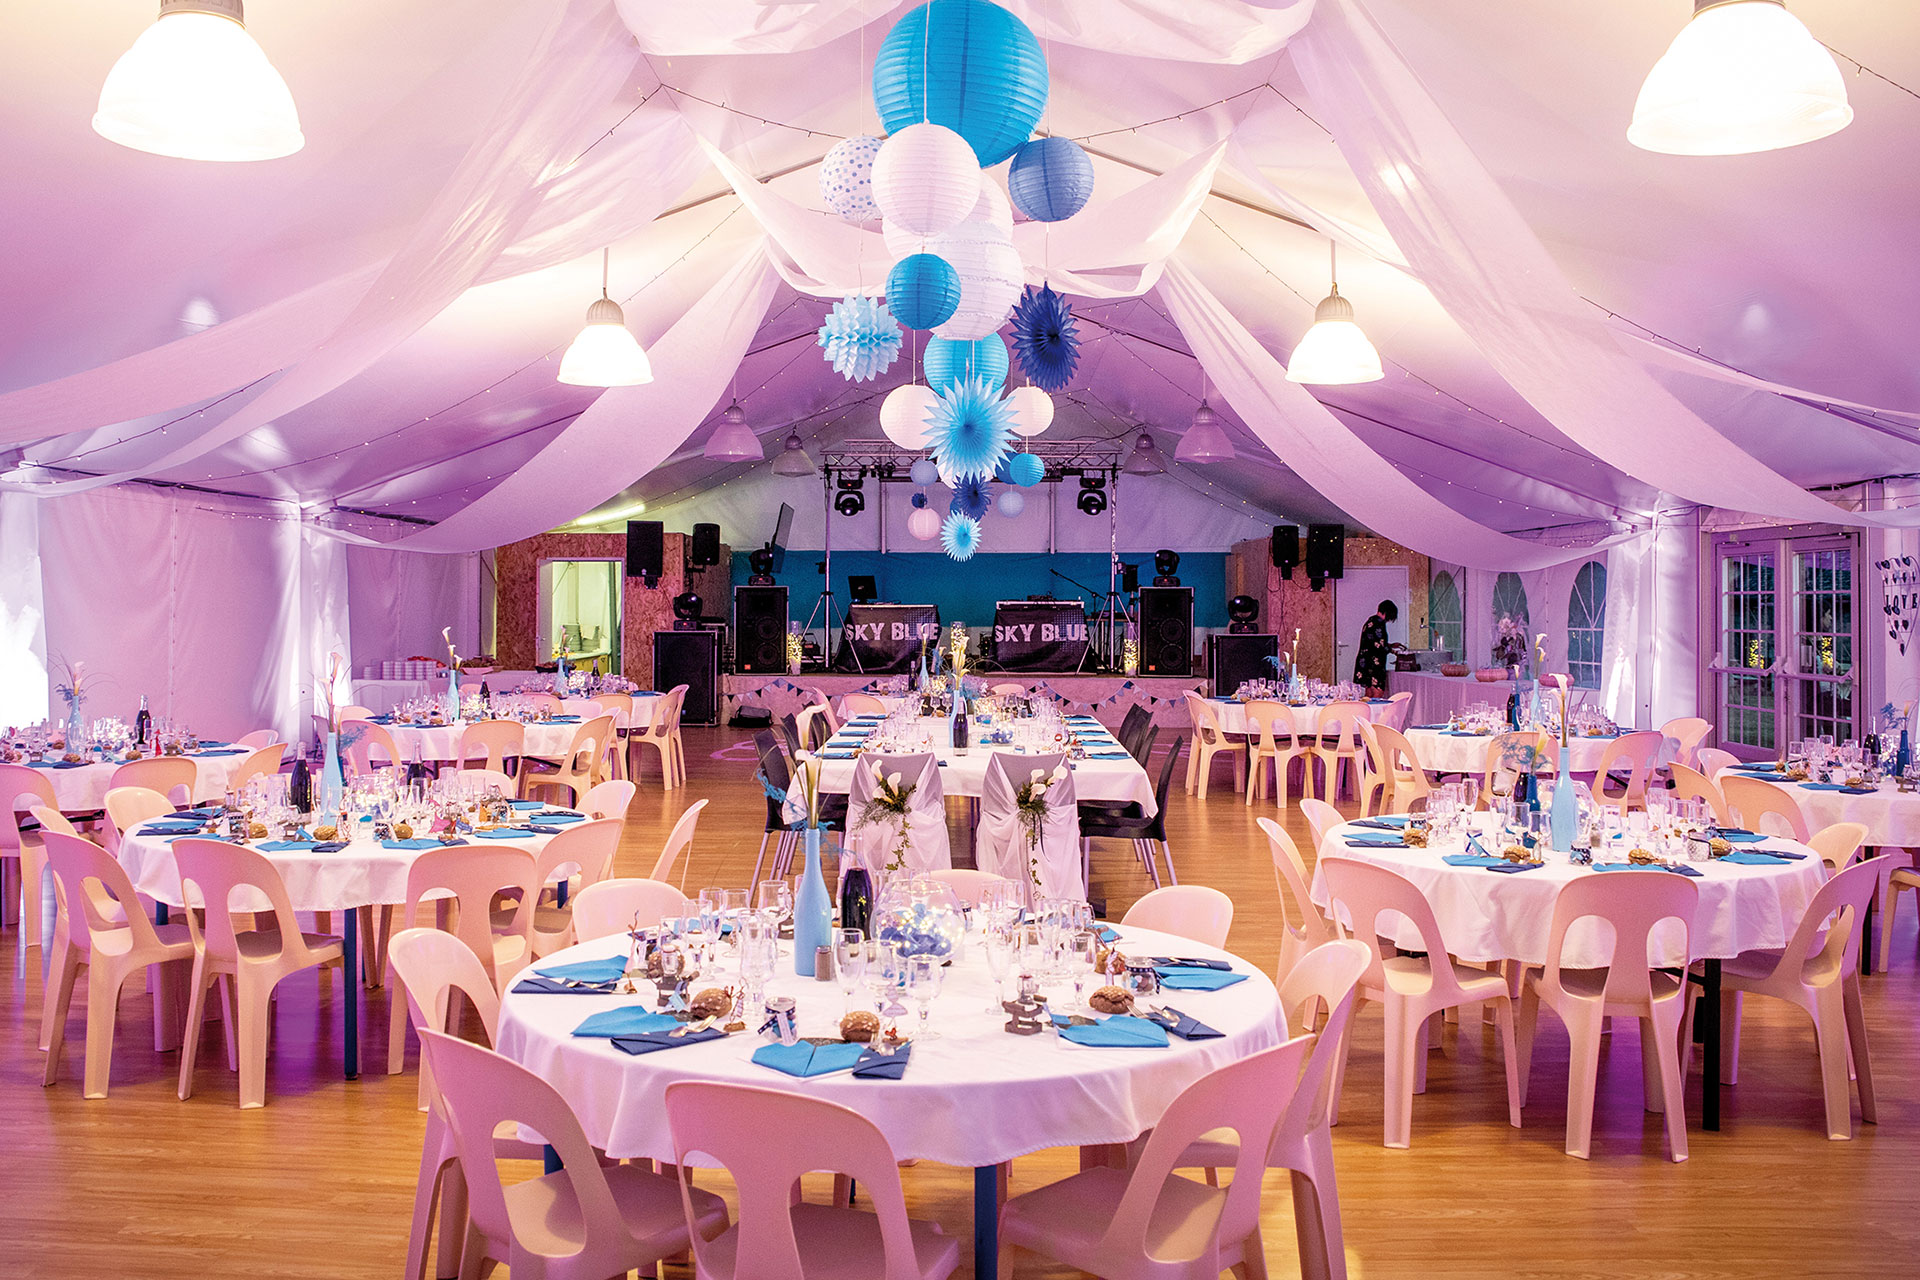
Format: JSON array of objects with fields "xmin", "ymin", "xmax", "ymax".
[
  {"xmin": 1123, "ymin": 430, "xmax": 1165, "ymax": 476},
  {"xmin": 1175, "ymin": 374, "xmax": 1234, "ymax": 464},
  {"xmin": 703, "ymin": 399, "xmax": 762, "ymax": 461},
  {"xmin": 558, "ymin": 249, "xmax": 653, "ymax": 387},
  {"xmin": 772, "ymin": 430, "xmax": 817, "ymax": 477},
  {"xmin": 94, "ymin": 0, "xmax": 304, "ymax": 162},
  {"xmin": 1287, "ymin": 242, "xmax": 1384, "ymax": 386},
  {"xmin": 1630, "ymin": 1, "xmax": 1852, "ymax": 156}
]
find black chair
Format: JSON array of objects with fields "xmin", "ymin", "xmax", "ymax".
[
  {"xmin": 1078, "ymin": 736, "xmax": 1185, "ymax": 889},
  {"xmin": 1117, "ymin": 704, "xmax": 1153, "ymax": 761},
  {"xmin": 750, "ymin": 730, "xmax": 797, "ymax": 883},
  {"xmin": 779, "ymin": 712, "xmax": 806, "ymax": 762}
]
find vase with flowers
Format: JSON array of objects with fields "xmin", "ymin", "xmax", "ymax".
[
  {"xmin": 1014, "ymin": 764, "xmax": 1068, "ymax": 901},
  {"xmin": 54, "ymin": 657, "xmax": 90, "ymax": 754}
]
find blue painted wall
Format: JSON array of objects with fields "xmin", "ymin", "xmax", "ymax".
[{"xmin": 729, "ymin": 551, "xmax": 1229, "ymax": 628}]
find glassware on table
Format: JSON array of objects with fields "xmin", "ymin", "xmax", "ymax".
[
  {"xmin": 737, "ymin": 917, "xmax": 778, "ymax": 1024},
  {"xmin": 864, "ymin": 939, "xmax": 903, "ymax": 1015},
  {"xmin": 982, "ymin": 924, "xmax": 1014, "ymax": 1013},
  {"xmin": 1067, "ymin": 933, "xmax": 1099, "ymax": 1010},
  {"xmin": 905, "ymin": 954, "xmax": 944, "ymax": 1041},
  {"xmin": 833, "ymin": 927, "xmax": 866, "ymax": 1016}
]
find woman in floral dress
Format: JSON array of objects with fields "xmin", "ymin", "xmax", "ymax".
[{"xmin": 1354, "ymin": 600, "xmax": 1398, "ymax": 696}]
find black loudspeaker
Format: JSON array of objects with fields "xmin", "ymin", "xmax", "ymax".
[
  {"xmin": 653, "ymin": 630, "xmax": 718, "ymax": 725},
  {"xmin": 689, "ymin": 523, "xmax": 721, "ymax": 569},
  {"xmin": 625, "ymin": 520, "xmax": 664, "ymax": 584},
  {"xmin": 1120, "ymin": 563, "xmax": 1139, "ymax": 595},
  {"xmin": 733, "ymin": 585, "xmax": 788, "ymax": 674},
  {"xmin": 1138, "ymin": 586, "xmax": 1194, "ymax": 675},
  {"xmin": 1306, "ymin": 524, "xmax": 1344, "ymax": 582},
  {"xmin": 1271, "ymin": 525, "xmax": 1300, "ymax": 579},
  {"xmin": 1209, "ymin": 633, "xmax": 1280, "ymax": 697}
]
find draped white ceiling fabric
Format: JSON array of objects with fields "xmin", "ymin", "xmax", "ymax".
[{"xmin": 1, "ymin": 0, "xmax": 1916, "ymax": 562}]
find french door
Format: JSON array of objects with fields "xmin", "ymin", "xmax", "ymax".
[{"xmin": 1713, "ymin": 533, "xmax": 1857, "ymax": 757}]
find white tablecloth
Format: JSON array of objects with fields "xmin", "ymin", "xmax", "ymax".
[
  {"xmin": 117, "ymin": 814, "xmax": 573, "ymax": 914},
  {"xmin": 1403, "ymin": 729, "xmax": 1653, "ymax": 777},
  {"xmin": 816, "ymin": 721, "xmax": 1158, "ymax": 815},
  {"xmin": 19, "ymin": 748, "xmax": 254, "ymax": 812},
  {"xmin": 1310, "ymin": 818, "xmax": 1827, "ymax": 967},
  {"xmin": 1205, "ymin": 697, "xmax": 1395, "ymax": 737},
  {"xmin": 377, "ymin": 719, "xmax": 582, "ymax": 763},
  {"xmin": 1749, "ymin": 774, "xmax": 1920, "ymax": 849},
  {"xmin": 495, "ymin": 924, "xmax": 1281, "ymax": 1166}
]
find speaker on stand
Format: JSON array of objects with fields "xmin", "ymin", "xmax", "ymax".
[
  {"xmin": 1137, "ymin": 586, "xmax": 1194, "ymax": 675},
  {"xmin": 1271, "ymin": 525, "xmax": 1300, "ymax": 580},
  {"xmin": 1306, "ymin": 524, "xmax": 1344, "ymax": 591},
  {"xmin": 733, "ymin": 585, "xmax": 788, "ymax": 674},
  {"xmin": 625, "ymin": 520, "xmax": 664, "ymax": 586},
  {"xmin": 654, "ymin": 630, "xmax": 719, "ymax": 725}
]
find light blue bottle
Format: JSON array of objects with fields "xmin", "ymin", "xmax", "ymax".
[
  {"xmin": 792, "ymin": 827, "xmax": 832, "ymax": 976},
  {"xmin": 446, "ymin": 664, "xmax": 461, "ymax": 721},
  {"xmin": 320, "ymin": 730, "xmax": 345, "ymax": 816},
  {"xmin": 1549, "ymin": 745, "xmax": 1577, "ymax": 851}
]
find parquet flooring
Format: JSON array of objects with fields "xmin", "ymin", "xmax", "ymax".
[{"xmin": 5, "ymin": 727, "xmax": 1918, "ymax": 1277}]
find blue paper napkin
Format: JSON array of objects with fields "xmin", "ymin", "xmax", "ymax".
[
  {"xmin": 1740, "ymin": 773, "xmax": 1795, "ymax": 783},
  {"xmin": 380, "ymin": 837, "xmax": 445, "ymax": 851},
  {"xmin": 27, "ymin": 760, "xmax": 87, "ymax": 769},
  {"xmin": 1154, "ymin": 966, "xmax": 1248, "ymax": 991},
  {"xmin": 1344, "ymin": 834, "xmax": 1405, "ymax": 848},
  {"xmin": 1141, "ymin": 956, "xmax": 1231, "ymax": 971},
  {"xmin": 611, "ymin": 1026, "xmax": 728, "ymax": 1055},
  {"xmin": 549, "ymin": 716, "xmax": 582, "ymax": 723},
  {"xmin": 1708, "ymin": 827, "xmax": 1767, "ymax": 843},
  {"xmin": 1053, "ymin": 1014, "xmax": 1170, "ymax": 1048},
  {"xmin": 1146, "ymin": 1007, "xmax": 1223, "ymax": 1040},
  {"xmin": 533, "ymin": 811, "xmax": 588, "ymax": 823},
  {"xmin": 512, "ymin": 976, "xmax": 617, "ymax": 996},
  {"xmin": 820, "ymin": 750, "xmax": 857, "ymax": 760},
  {"xmin": 177, "ymin": 806, "xmax": 222, "ymax": 819},
  {"xmin": 573, "ymin": 1008, "xmax": 678, "ymax": 1037},
  {"xmin": 1595, "ymin": 862, "xmax": 1704, "ymax": 876},
  {"xmin": 509, "ymin": 799, "xmax": 545, "ymax": 810},
  {"xmin": 190, "ymin": 748, "xmax": 247, "ymax": 757},
  {"xmin": 851, "ymin": 1043, "xmax": 912, "ymax": 1079},
  {"xmin": 1718, "ymin": 850, "xmax": 1794, "ymax": 866},
  {"xmin": 1442, "ymin": 854, "xmax": 1511, "ymax": 868},
  {"xmin": 1351, "ymin": 816, "xmax": 1410, "ymax": 830},
  {"xmin": 258, "ymin": 840, "xmax": 316, "ymax": 852},
  {"xmin": 144, "ymin": 820, "xmax": 210, "ymax": 834},
  {"xmin": 1096, "ymin": 927, "xmax": 1120, "ymax": 944},
  {"xmin": 1412, "ymin": 724, "xmax": 1451, "ymax": 730},
  {"xmin": 1085, "ymin": 752, "xmax": 1132, "ymax": 760},
  {"xmin": 1731, "ymin": 762, "xmax": 1786, "ymax": 771},
  {"xmin": 538, "ymin": 955, "xmax": 631, "ymax": 984},
  {"xmin": 752, "ymin": 1040, "xmax": 867, "ymax": 1076},
  {"xmin": 475, "ymin": 826, "xmax": 537, "ymax": 839},
  {"xmin": 1801, "ymin": 783, "xmax": 1877, "ymax": 794}
]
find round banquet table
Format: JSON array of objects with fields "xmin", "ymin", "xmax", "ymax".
[
  {"xmin": 496, "ymin": 923, "xmax": 1281, "ymax": 1278},
  {"xmin": 1401, "ymin": 727, "xmax": 1666, "ymax": 777},
  {"xmin": 376, "ymin": 718, "xmax": 583, "ymax": 764},
  {"xmin": 13, "ymin": 745, "xmax": 254, "ymax": 812},
  {"xmin": 814, "ymin": 716, "xmax": 1158, "ymax": 814},
  {"xmin": 1204, "ymin": 696, "xmax": 1396, "ymax": 737},
  {"xmin": 1311, "ymin": 815, "xmax": 1827, "ymax": 1131}
]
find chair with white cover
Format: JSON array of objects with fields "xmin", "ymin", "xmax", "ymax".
[
  {"xmin": 1258, "ymin": 817, "xmax": 1337, "ymax": 990},
  {"xmin": 1696, "ymin": 746, "xmax": 1740, "ymax": 780},
  {"xmin": 110, "ymin": 756, "xmax": 196, "ymax": 808},
  {"xmin": 1808, "ymin": 821, "xmax": 1868, "ymax": 874},
  {"xmin": 1691, "ymin": 857, "xmax": 1884, "ymax": 1140},
  {"xmin": 519, "ymin": 714, "xmax": 614, "ymax": 807},
  {"xmin": 997, "ymin": 1035, "xmax": 1312, "ymax": 1280},
  {"xmin": 2, "ymin": 763, "xmax": 60, "ymax": 950},
  {"xmin": 1181, "ymin": 692, "xmax": 1245, "ymax": 799},
  {"xmin": 103, "ymin": 786, "xmax": 172, "ymax": 856},
  {"xmin": 1145, "ymin": 938, "xmax": 1372, "ymax": 1280},
  {"xmin": 977, "ymin": 752, "xmax": 1081, "ymax": 905},
  {"xmin": 580, "ymin": 778, "xmax": 634, "ymax": 820},
  {"xmin": 1668, "ymin": 763, "xmax": 1731, "ymax": 825},
  {"xmin": 1516, "ymin": 873, "xmax": 1698, "ymax": 1161},
  {"xmin": 40, "ymin": 831, "xmax": 196, "ymax": 1097},
  {"xmin": 840, "ymin": 692, "xmax": 890, "ymax": 718},
  {"xmin": 418, "ymin": 1030, "xmax": 730, "ymax": 1280},
  {"xmin": 173, "ymin": 838, "xmax": 345, "ymax": 1108},
  {"xmin": 236, "ymin": 729, "xmax": 280, "ymax": 749},
  {"xmin": 1320, "ymin": 856, "xmax": 1524, "ymax": 1149},
  {"xmin": 499, "ymin": 818, "xmax": 624, "ymax": 959},
  {"xmin": 226, "ymin": 742, "xmax": 287, "ymax": 791},
  {"xmin": 1120, "ymin": 885, "xmax": 1233, "ymax": 949},
  {"xmin": 1244, "ymin": 700, "xmax": 1308, "ymax": 810},
  {"xmin": 1589, "ymin": 730, "xmax": 1667, "ymax": 814},
  {"xmin": 1720, "ymin": 774, "xmax": 1811, "ymax": 841},
  {"xmin": 1299, "ymin": 798, "xmax": 1345, "ymax": 860},
  {"xmin": 455, "ymin": 719, "xmax": 525, "ymax": 776},
  {"xmin": 845, "ymin": 753, "xmax": 950, "ymax": 877},
  {"xmin": 630, "ymin": 686, "xmax": 687, "ymax": 789},
  {"xmin": 649, "ymin": 798, "xmax": 710, "ymax": 889},
  {"xmin": 1305, "ymin": 701, "xmax": 1370, "ymax": 803},
  {"xmin": 1660, "ymin": 717, "xmax": 1712, "ymax": 771},
  {"xmin": 572, "ymin": 879, "xmax": 691, "ymax": 943},
  {"xmin": 1358, "ymin": 723, "xmax": 1432, "ymax": 818},
  {"xmin": 665, "ymin": 1081, "xmax": 958, "ymax": 1280},
  {"xmin": 927, "ymin": 868, "xmax": 1012, "ymax": 908}
]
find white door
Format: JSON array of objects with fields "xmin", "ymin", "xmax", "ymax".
[{"xmin": 1335, "ymin": 567, "xmax": 1410, "ymax": 683}]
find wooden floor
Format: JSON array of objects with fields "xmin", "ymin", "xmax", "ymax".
[{"xmin": 7, "ymin": 727, "xmax": 1920, "ymax": 1278}]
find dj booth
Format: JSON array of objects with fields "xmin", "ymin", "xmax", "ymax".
[{"xmin": 992, "ymin": 599, "xmax": 1089, "ymax": 672}]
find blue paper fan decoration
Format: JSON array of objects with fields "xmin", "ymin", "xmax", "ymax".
[
  {"xmin": 949, "ymin": 475, "xmax": 991, "ymax": 520},
  {"xmin": 817, "ymin": 295, "xmax": 903, "ymax": 382},
  {"xmin": 925, "ymin": 375, "xmax": 1014, "ymax": 483},
  {"xmin": 1009, "ymin": 284, "xmax": 1080, "ymax": 393},
  {"xmin": 941, "ymin": 512, "xmax": 982, "ymax": 561}
]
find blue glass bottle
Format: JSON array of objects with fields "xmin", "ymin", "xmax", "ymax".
[{"xmin": 792, "ymin": 826, "xmax": 832, "ymax": 976}]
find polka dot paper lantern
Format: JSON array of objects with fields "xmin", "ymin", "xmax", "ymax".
[
  {"xmin": 1004, "ymin": 384, "xmax": 1053, "ymax": 437},
  {"xmin": 881, "ymin": 383, "xmax": 942, "ymax": 449},
  {"xmin": 1008, "ymin": 136, "xmax": 1095, "ymax": 223},
  {"xmin": 819, "ymin": 134, "xmax": 884, "ymax": 223},
  {"xmin": 886, "ymin": 252, "xmax": 961, "ymax": 331},
  {"xmin": 871, "ymin": 122, "xmax": 980, "ymax": 238},
  {"xmin": 908, "ymin": 505, "xmax": 942, "ymax": 540},
  {"xmin": 930, "ymin": 219, "xmax": 1024, "ymax": 341},
  {"xmin": 996, "ymin": 487, "xmax": 1026, "ymax": 518},
  {"xmin": 924, "ymin": 333, "xmax": 1008, "ymax": 395},
  {"xmin": 873, "ymin": 0, "xmax": 1049, "ymax": 169},
  {"xmin": 1007, "ymin": 450, "xmax": 1045, "ymax": 487}
]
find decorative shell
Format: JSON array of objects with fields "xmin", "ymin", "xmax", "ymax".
[
  {"xmin": 393, "ymin": 822, "xmax": 414, "ymax": 840},
  {"xmin": 840, "ymin": 1010, "xmax": 881, "ymax": 1042},
  {"xmin": 1089, "ymin": 985, "xmax": 1135, "ymax": 1015},
  {"xmin": 689, "ymin": 987, "xmax": 734, "ymax": 1020}
]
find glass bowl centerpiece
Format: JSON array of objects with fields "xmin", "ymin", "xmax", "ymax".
[{"xmin": 873, "ymin": 874, "xmax": 966, "ymax": 960}]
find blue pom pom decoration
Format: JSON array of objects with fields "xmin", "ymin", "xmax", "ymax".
[
  {"xmin": 941, "ymin": 512, "xmax": 982, "ymax": 561},
  {"xmin": 924, "ymin": 334, "xmax": 1008, "ymax": 395},
  {"xmin": 887, "ymin": 253, "xmax": 961, "ymax": 331},
  {"xmin": 925, "ymin": 375, "xmax": 1014, "ymax": 483},
  {"xmin": 1008, "ymin": 137, "xmax": 1095, "ymax": 223},
  {"xmin": 817, "ymin": 295, "xmax": 903, "ymax": 382},
  {"xmin": 873, "ymin": 0, "xmax": 1048, "ymax": 169},
  {"xmin": 1007, "ymin": 451, "xmax": 1045, "ymax": 487},
  {"xmin": 909, "ymin": 458, "xmax": 941, "ymax": 486},
  {"xmin": 911, "ymin": 490, "xmax": 928, "ymax": 510},
  {"xmin": 1009, "ymin": 284, "xmax": 1080, "ymax": 393}
]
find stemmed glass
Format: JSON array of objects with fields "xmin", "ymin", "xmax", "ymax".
[
  {"xmin": 905, "ymin": 955, "xmax": 944, "ymax": 1041},
  {"xmin": 1067, "ymin": 933, "xmax": 1099, "ymax": 1011},
  {"xmin": 756, "ymin": 878, "xmax": 793, "ymax": 932},
  {"xmin": 718, "ymin": 888, "xmax": 750, "ymax": 953},
  {"xmin": 737, "ymin": 918, "xmax": 777, "ymax": 1025},
  {"xmin": 865, "ymin": 939, "xmax": 902, "ymax": 1015},
  {"xmin": 833, "ymin": 928, "xmax": 866, "ymax": 1016},
  {"xmin": 982, "ymin": 923, "xmax": 1014, "ymax": 1013}
]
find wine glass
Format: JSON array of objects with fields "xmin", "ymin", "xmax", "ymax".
[
  {"xmin": 1067, "ymin": 933, "xmax": 1099, "ymax": 1011},
  {"xmin": 738, "ymin": 919, "xmax": 777, "ymax": 1024},
  {"xmin": 833, "ymin": 928, "xmax": 866, "ymax": 1016},
  {"xmin": 905, "ymin": 955, "xmax": 944, "ymax": 1041},
  {"xmin": 982, "ymin": 924, "xmax": 1014, "ymax": 1013},
  {"xmin": 864, "ymin": 939, "xmax": 901, "ymax": 1014}
]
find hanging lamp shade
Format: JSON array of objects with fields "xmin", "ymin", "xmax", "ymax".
[
  {"xmin": 1008, "ymin": 137, "xmax": 1095, "ymax": 223},
  {"xmin": 881, "ymin": 384, "xmax": 942, "ymax": 449},
  {"xmin": 1123, "ymin": 430, "xmax": 1165, "ymax": 476},
  {"xmin": 1286, "ymin": 286, "xmax": 1384, "ymax": 385},
  {"xmin": 1006, "ymin": 451, "xmax": 1045, "ymax": 487},
  {"xmin": 929, "ymin": 219, "xmax": 1024, "ymax": 342},
  {"xmin": 703, "ymin": 401, "xmax": 762, "ymax": 461},
  {"xmin": 908, "ymin": 506, "xmax": 943, "ymax": 540},
  {"xmin": 558, "ymin": 296, "xmax": 653, "ymax": 387},
  {"xmin": 819, "ymin": 134, "xmax": 885, "ymax": 223},
  {"xmin": 94, "ymin": 0, "xmax": 304, "ymax": 162},
  {"xmin": 871, "ymin": 123, "xmax": 981, "ymax": 238},
  {"xmin": 1174, "ymin": 401, "xmax": 1234, "ymax": 463},
  {"xmin": 872, "ymin": 0, "xmax": 1049, "ymax": 169},
  {"xmin": 1629, "ymin": 0, "xmax": 1852, "ymax": 156},
  {"xmin": 924, "ymin": 334, "xmax": 1008, "ymax": 395},
  {"xmin": 1004, "ymin": 385, "xmax": 1053, "ymax": 438},
  {"xmin": 885, "ymin": 252, "xmax": 962, "ymax": 331},
  {"xmin": 772, "ymin": 430, "xmax": 816, "ymax": 476}
]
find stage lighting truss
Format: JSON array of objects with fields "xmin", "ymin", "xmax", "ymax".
[{"xmin": 821, "ymin": 439, "xmax": 1122, "ymax": 517}]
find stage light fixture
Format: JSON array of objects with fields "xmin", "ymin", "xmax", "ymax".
[
  {"xmin": 747, "ymin": 547, "xmax": 777, "ymax": 583},
  {"xmin": 834, "ymin": 473, "xmax": 867, "ymax": 516},
  {"xmin": 1076, "ymin": 475, "xmax": 1108, "ymax": 516},
  {"xmin": 1153, "ymin": 548, "xmax": 1181, "ymax": 587},
  {"xmin": 671, "ymin": 591, "xmax": 704, "ymax": 627},
  {"xmin": 1227, "ymin": 594, "xmax": 1260, "ymax": 633}
]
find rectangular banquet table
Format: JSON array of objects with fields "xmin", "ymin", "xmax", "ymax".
[{"xmin": 813, "ymin": 722, "xmax": 1158, "ymax": 815}]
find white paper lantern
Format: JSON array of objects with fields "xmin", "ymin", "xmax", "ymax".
[
  {"xmin": 996, "ymin": 488, "xmax": 1026, "ymax": 518},
  {"xmin": 930, "ymin": 220, "xmax": 1025, "ymax": 341},
  {"xmin": 883, "ymin": 218, "xmax": 925, "ymax": 261},
  {"xmin": 1004, "ymin": 385, "xmax": 1054, "ymax": 437},
  {"xmin": 872, "ymin": 123, "xmax": 981, "ymax": 238},
  {"xmin": 907, "ymin": 505, "xmax": 943, "ymax": 540},
  {"xmin": 819, "ymin": 134, "xmax": 884, "ymax": 223},
  {"xmin": 880, "ymin": 383, "xmax": 941, "ymax": 449},
  {"xmin": 970, "ymin": 180, "xmax": 1014, "ymax": 237}
]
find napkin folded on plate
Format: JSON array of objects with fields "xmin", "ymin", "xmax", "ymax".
[
  {"xmin": 533, "ymin": 811, "xmax": 588, "ymax": 824},
  {"xmin": 1052, "ymin": 1014, "xmax": 1170, "ymax": 1048},
  {"xmin": 190, "ymin": 748, "xmax": 247, "ymax": 757},
  {"xmin": 851, "ymin": 1043, "xmax": 912, "ymax": 1079},
  {"xmin": 145, "ymin": 820, "xmax": 210, "ymax": 834},
  {"xmin": 509, "ymin": 799, "xmax": 545, "ymax": 810},
  {"xmin": 752, "ymin": 1040, "xmax": 867, "ymax": 1077},
  {"xmin": 573, "ymin": 1008, "xmax": 678, "ymax": 1037},
  {"xmin": 1350, "ymin": 816, "xmax": 1409, "ymax": 830},
  {"xmin": 475, "ymin": 827, "xmax": 537, "ymax": 839},
  {"xmin": 1442, "ymin": 854, "xmax": 1511, "ymax": 868},
  {"xmin": 27, "ymin": 760, "xmax": 87, "ymax": 769},
  {"xmin": 1800, "ymin": 783, "xmax": 1877, "ymax": 794},
  {"xmin": 1154, "ymin": 966, "xmax": 1248, "ymax": 991},
  {"xmin": 1343, "ymin": 834, "xmax": 1405, "ymax": 848},
  {"xmin": 1140, "ymin": 956, "xmax": 1230, "ymax": 971},
  {"xmin": 820, "ymin": 750, "xmax": 857, "ymax": 760},
  {"xmin": 538, "ymin": 955, "xmax": 631, "ymax": 985},
  {"xmin": 258, "ymin": 839, "xmax": 316, "ymax": 852},
  {"xmin": 1718, "ymin": 850, "xmax": 1794, "ymax": 866},
  {"xmin": 512, "ymin": 976, "xmax": 617, "ymax": 996},
  {"xmin": 177, "ymin": 806, "xmax": 222, "ymax": 819},
  {"xmin": 381, "ymin": 837, "xmax": 446, "ymax": 851},
  {"xmin": 1594, "ymin": 862, "xmax": 1704, "ymax": 876},
  {"xmin": 612, "ymin": 1026, "xmax": 728, "ymax": 1055}
]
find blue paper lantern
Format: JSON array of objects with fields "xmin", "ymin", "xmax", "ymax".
[
  {"xmin": 924, "ymin": 334, "xmax": 1008, "ymax": 395},
  {"xmin": 1007, "ymin": 451, "xmax": 1045, "ymax": 487},
  {"xmin": 887, "ymin": 253, "xmax": 961, "ymax": 331},
  {"xmin": 872, "ymin": 0, "xmax": 1049, "ymax": 169},
  {"xmin": 950, "ymin": 475, "xmax": 991, "ymax": 521},
  {"xmin": 910, "ymin": 458, "xmax": 941, "ymax": 486},
  {"xmin": 1008, "ymin": 137, "xmax": 1095, "ymax": 223}
]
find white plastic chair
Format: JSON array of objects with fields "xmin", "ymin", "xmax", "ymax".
[
  {"xmin": 1696, "ymin": 746, "xmax": 1740, "ymax": 780},
  {"xmin": 1244, "ymin": 700, "xmax": 1309, "ymax": 810},
  {"xmin": 1299, "ymin": 798, "xmax": 1345, "ymax": 859},
  {"xmin": 1181, "ymin": 692, "xmax": 1245, "ymax": 799},
  {"xmin": 1304, "ymin": 701, "xmax": 1370, "ymax": 803},
  {"xmin": 1660, "ymin": 717, "xmax": 1712, "ymax": 771},
  {"xmin": 1119, "ymin": 885, "xmax": 1233, "ymax": 949},
  {"xmin": 649, "ymin": 799, "xmax": 710, "ymax": 889},
  {"xmin": 1720, "ymin": 774, "xmax": 1812, "ymax": 841},
  {"xmin": 1258, "ymin": 817, "xmax": 1337, "ymax": 991},
  {"xmin": 572, "ymin": 878, "xmax": 691, "ymax": 943},
  {"xmin": 1590, "ymin": 730, "xmax": 1667, "ymax": 813},
  {"xmin": 1668, "ymin": 763, "xmax": 1731, "ymax": 825},
  {"xmin": 2, "ymin": 763, "xmax": 60, "ymax": 950},
  {"xmin": 102, "ymin": 786, "xmax": 172, "ymax": 856},
  {"xmin": 581, "ymin": 778, "xmax": 635, "ymax": 820},
  {"xmin": 1358, "ymin": 722, "xmax": 1432, "ymax": 817}
]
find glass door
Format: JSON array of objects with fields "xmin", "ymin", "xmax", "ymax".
[
  {"xmin": 1717, "ymin": 549, "xmax": 1777, "ymax": 754},
  {"xmin": 1713, "ymin": 533, "xmax": 1858, "ymax": 758},
  {"xmin": 1789, "ymin": 542, "xmax": 1854, "ymax": 743}
]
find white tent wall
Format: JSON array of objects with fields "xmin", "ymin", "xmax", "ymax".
[{"xmin": 345, "ymin": 543, "xmax": 485, "ymax": 679}]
